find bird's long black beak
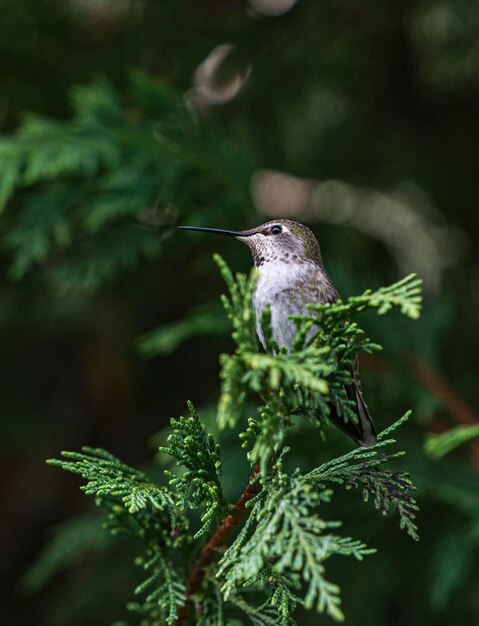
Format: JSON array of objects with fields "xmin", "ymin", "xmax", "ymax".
[{"xmin": 177, "ymin": 226, "xmax": 252, "ymax": 237}]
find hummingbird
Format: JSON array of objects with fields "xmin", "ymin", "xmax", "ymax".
[{"xmin": 178, "ymin": 219, "xmax": 377, "ymax": 447}]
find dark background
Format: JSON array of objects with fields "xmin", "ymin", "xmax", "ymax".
[{"xmin": 1, "ymin": 1, "xmax": 479, "ymax": 625}]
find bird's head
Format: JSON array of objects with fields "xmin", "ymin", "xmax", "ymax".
[{"xmin": 178, "ymin": 219, "xmax": 323, "ymax": 268}]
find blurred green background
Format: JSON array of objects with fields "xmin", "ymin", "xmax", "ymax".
[{"xmin": 1, "ymin": 0, "xmax": 479, "ymax": 624}]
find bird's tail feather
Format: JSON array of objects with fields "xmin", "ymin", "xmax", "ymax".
[{"xmin": 328, "ymin": 380, "xmax": 377, "ymax": 447}]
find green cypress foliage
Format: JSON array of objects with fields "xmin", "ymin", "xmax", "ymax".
[
  {"xmin": 0, "ymin": 71, "xmax": 253, "ymax": 290},
  {"xmin": 160, "ymin": 401, "xmax": 227, "ymax": 539},
  {"xmin": 48, "ymin": 258, "xmax": 421, "ymax": 625}
]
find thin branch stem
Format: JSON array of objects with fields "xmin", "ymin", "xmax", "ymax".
[
  {"xmin": 173, "ymin": 464, "xmax": 261, "ymax": 625},
  {"xmin": 362, "ymin": 352, "xmax": 479, "ymax": 467},
  {"xmin": 407, "ymin": 355, "xmax": 479, "ymax": 426}
]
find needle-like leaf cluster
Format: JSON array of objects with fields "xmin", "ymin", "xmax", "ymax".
[
  {"xmin": 48, "ymin": 259, "xmax": 421, "ymax": 625},
  {"xmin": 215, "ymin": 253, "xmax": 422, "ymax": 466},
  {"xmin": 48, "ymin": 448, "xmax": 188, "ymax": 624},
  {"xmin": 218, "ymin": 417, "xmax": 418, "ymax": 624},
  {"xmin": 160, "ymin": 401, "xmax": 227, "ymax": 538},
  {"xmin": 48, "ymin": 447, "xmax": 175, "ymax": 516},
  {"xmin": 0, "ymin": 72, "xmax": 253, "ymax": 290}
]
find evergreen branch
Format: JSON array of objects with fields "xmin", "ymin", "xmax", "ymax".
[
  {"xmin": 229, "ymin": 596, "xmax": 280, "ymax": 625},
  {"xmin": 161, "ymin": 401, "xmax": 227, "ymax": 538},
  {"xmin": 48, "ymin": 447, "xmax": 189, "ymax": 625},
  {"xmin": 48, "ymin": 447, "xmax": 175, "ymax": 516},
  {"xmin": 46, "ymin": 257, "xmax": 422, "ymax": 624},
  {"xmin": 137, "ymin": 304, "xmax": 228, "ymax": 358},
  {"xmin": 22, "ymin": 512, "xmax": 112, "ymax": 593},
  {"xmin": 218, "ymin": 354, "xmax": 248, "ymax": 429},
  {"xmin": 377, "ymin": 410, "xmax": 413, "ymax": 441},
  {"xmin": 217, "ymin": 261, "xmax": 420, "ymax": 449},
  {"xmin": 214, "ymin": 253, "xmax": 258, "ymax": 351},
  {"xmin": 134, "ymin": 550, "xmax": 187, "ymax": 625},
  {"xmin": 195, "ymin": 578, "xmax": 226, "ymax": 625},
  {"xmin": 268, "ymin": 571, "xmax": 303, "ymax": 625},
  {"xmin": 307, "ymin": 273, "xmax": 423, "ymax": 321},
  {"xmin": 429, "ymin": 521, "xmax": 478, "ymax": 608},
  {"xmin": 407, "ymin": 354, "xmax": 479, "ymax": 468},
  {"xmin": 173, "ymin": 464, "xmax": 262, "ymax": 626},
  {"xmin": 218, "ymin": 464, "xmax": 373, "ymax": 623},
  {"xmin": 305, "ymin": 414, "xmax": 419, "ymax": 540},
  {"xmin": 244, "ymin": 403, "xmax": 289, "ymax": 473},
  {"xmin": 425, "ymin": 424, "xmax": 479, "ymax": 459},
  {"xmin": 0, "ymin": 74, "xmax": 254, "ymax": 288},
  {"xmin": 243, "ymin": 351, "xmax": 329, "ymax": 396}
]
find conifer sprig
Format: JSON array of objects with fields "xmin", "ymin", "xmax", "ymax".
[
  {"xmin": 306, "ymin": 273, "xmax": 423, "ymax": 321},
  {"xmin": 47, "ymin": 447, "xmax": 175, "ymax": 516},
  {"xmin": 304, "ymin": 414, "xmax": 419, "ymax": 541},
  {"xmin": 48, "ymin": 447, "xmax": 188, "ymax": 624},
  {"xmin": 160, "ymin": 401, "xmax": 227, "ymax": 538},
  {"xmin": 217, "ymin": 453, "xmax": 376, "ymax": 623},
  {"xmin": 0, "ymin": 74, "xmax": 253, "ymax": 289},
  {"xmin": 216, "ymin": 255, "xmax": 422, "ymax": 464},
  {"xmin": 134, "ymin": 550, "xmax": 187, "ymax": 624},
  {"xmin": 48, "ymin": 259, "xmax": 422, "ymax": 625}
]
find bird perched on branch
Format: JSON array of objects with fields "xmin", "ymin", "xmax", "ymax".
[{"xmin": 179, "ymin": 219, "xmax": 377, "ymax": 447}]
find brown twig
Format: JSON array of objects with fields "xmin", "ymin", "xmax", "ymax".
[
  {"xmin": 173, "ymin": 464, "xmax": 261, "ymax": 625},
  {"xmin": 362, "ymin": 352, "xmax": 479, "ymax": 467},
  {"xmin": 407, "ymin": 354, "xmax": 479, "ymax": 468},
  {"xmin": 407, "ymin": 355, "xmax": 479, "ymax": 427}
]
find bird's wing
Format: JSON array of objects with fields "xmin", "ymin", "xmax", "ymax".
[{"xmin": 312, "ymin": 271, "xmax": 377, "ymax": 447}]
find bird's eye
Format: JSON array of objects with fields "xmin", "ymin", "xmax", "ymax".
[{"xmin": 271, "ymin": 225, "xmax": 282, "ymax": 235}]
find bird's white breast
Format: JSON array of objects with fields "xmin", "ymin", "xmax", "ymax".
[{"xmin": 253, "ymin": 260, "xmax": 321, "ymax": 350}]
